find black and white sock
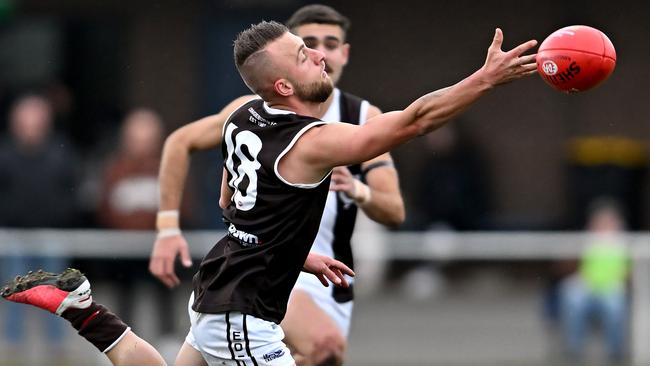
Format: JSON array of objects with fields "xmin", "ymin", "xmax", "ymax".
[{"xmin": 62, "ymin": 302, "xmax": 130, "ymax": 353}]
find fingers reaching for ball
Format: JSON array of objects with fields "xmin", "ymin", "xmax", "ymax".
[
  {"xmin": 517, "ymin": 53, "xmax": 537, "ymax": 66},
  {"xmin": 482, "ymin": 28, "xmax": 538, "ymax": 85},
  {"xmin": 507, "ymin": 39, "xmax": 538, "ymax": 58}
]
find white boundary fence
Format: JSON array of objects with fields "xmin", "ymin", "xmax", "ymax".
[{"xmin": 1, "ymin": 229, "xmax": 649, "ymax": 364}]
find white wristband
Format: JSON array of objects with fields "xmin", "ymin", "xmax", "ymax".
[
  {"xmin": 157, "ymin": 228, "xmax": 182, "ymax": 239},
  {"xmin": 158, "ymin": 210, "xmax": 179, "ymax": 217},
  {"xmin": 156, "ymin": 210, "xmax": 180, "ymax": 230}
]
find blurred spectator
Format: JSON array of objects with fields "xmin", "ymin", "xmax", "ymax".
[
  {"xmin": 92, "ymin": 108, "xmax": 175, "ymax": 337},
  {"xmin": 0, "ymin": 93, "xmax": 79, "ymax": 350},
  {"xmin": 0, "ymin": 93, "xmax": 79, "ymax": 227},
  {"xmin": 542, "ymin": 136, "xmax": 646, "ymax": 359},
  {"xmin": 97, "ymin": 108, "xmax": 162, "ymax": 229},
  {"xmin": 560, "ymin": 198, "xmax": 630, "ymax": 363}
]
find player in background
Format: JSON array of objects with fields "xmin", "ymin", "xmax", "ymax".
[{"xmin": 149, "ymin": 5, "xmax": 405, "ymax": 365}]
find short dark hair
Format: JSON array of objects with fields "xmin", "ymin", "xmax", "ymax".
[
  {"xmin": 233, "ymin": 20, "xmax": 288, "ymax": 68},
  {"xmin": 286, "ymin": 4, "xmax": 350, "ymax": 35}
]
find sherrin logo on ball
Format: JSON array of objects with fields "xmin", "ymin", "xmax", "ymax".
[
  {"xmin": 536, "ymin": 25, "xmax": 616, "ymax": 92},
  {"xmin": 542, "ymin": 61, "xmax": 558, "ymax": 75}
]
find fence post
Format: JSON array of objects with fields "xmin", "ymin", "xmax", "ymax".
[{"xmin": 632, "ymin": 252, "xmax": 650, "ymax": 364}]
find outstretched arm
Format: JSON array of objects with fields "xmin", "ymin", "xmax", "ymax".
[
  {"xmin": 150, "ymin": 95, "xmax": 257, "ymax": 288},
  {"xmin": 280, "ymin": 29, "xmax": 537, "ymax": 184}
]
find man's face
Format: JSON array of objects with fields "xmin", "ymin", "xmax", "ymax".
[
  {"xmin": 10, "ymin": 96, "xmax": 52, "ymax": 147},
  {"xmin": 121, "ymin": 109, "xmax": 163, "ymax": 159},
  {"xmin": 589, "ymin": 209, "xmax": 624, "ymax": 233},
  {"xmin": 266, "ymin": 32, "xmax": 333, "ymax": 103},
  {"xmin": 293, "ymin": 23, "xmax": 349, "ymax": 85}
]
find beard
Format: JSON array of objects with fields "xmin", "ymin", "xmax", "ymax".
[{"xmin": 293, "ymin": 77, "xmax": 333, "ymax": 103}]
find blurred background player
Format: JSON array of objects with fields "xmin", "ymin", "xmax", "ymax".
[{"xmin": 149, "ymin": 5, "xmax": 405, "ymax": 365}]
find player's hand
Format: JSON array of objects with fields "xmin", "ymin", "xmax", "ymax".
[
  {"xmin": 481, "ymin": 28, "xmax": 538, "ymax": 86},
  {"xmin": 330, "ymin": 167, "xmax": 356, "ymax": 196},
  {"xmin": 303, "ymin": 252, "xmax": 355, "ymax": 288},
  {"xmin": 149, "ymin": 234, "xmax": 193, "ymax": 288}
]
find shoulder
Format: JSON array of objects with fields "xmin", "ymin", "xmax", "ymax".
[
  {"xmin": 229, "ymin": 95, "xmax": 261, "ymax": 113},
  {"xmin": 222, "ymin": 95, "xmax": 261, "ymax": 120},
  {"xmin": 223, "ymin": 94, "xmax": 259, "ymax": 110}
]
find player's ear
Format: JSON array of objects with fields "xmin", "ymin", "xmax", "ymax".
[
  {"xmin": 274, "ymin": 79, "xmax": 294, "ymax": 97},
  {"xmin": 341, "ymin": 43, "xmax": 350, "ymax": 66}
]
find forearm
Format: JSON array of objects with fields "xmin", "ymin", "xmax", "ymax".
[
  {"xmin": 158, "ymin": 132, "xmax": 192, "ymax": 211},
  {"xmin": 359, "ymin": 188, "xmax": 405, "ymax": 227},
  {"xmin": 408, "ymin": 69, "xmax": 492, "ymax": 135},
  {"xmin": 342, "ymin": 160, "xmax": 405, "ymax": 227}
]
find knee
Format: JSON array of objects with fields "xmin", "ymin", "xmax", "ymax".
[{"xmin": 310, "ymin": 330, "xmax": 346, "ymax": 366}]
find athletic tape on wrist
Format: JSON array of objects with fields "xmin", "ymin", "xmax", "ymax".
[
  {"xmin": 157, "ymin": 228, "xmax": 182, "ymax": 239},
  {"xmin": 156, "ymin": 210, "xmax": 179, "ymax": 230},
  {"xmin": 352, "ymin": 179, "xmax": 372, "ymax": 205}
]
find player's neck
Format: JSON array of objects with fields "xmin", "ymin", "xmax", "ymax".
[{"xmin": 267, "ymin": 95, "xmax": 330, "ymax": 118}]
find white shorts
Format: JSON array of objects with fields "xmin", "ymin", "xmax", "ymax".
[
  {"xmin": 292, "ymin": 271, "xmax": 354, "ymax": 337},
  {"xmin": 185, "ymin": 293, "xmax": 294, "ymax": 366}
]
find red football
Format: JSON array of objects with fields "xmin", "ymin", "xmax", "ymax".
[{"xmin": 536, "ymin": 25, "xmax": 616, "ymax": 92}]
